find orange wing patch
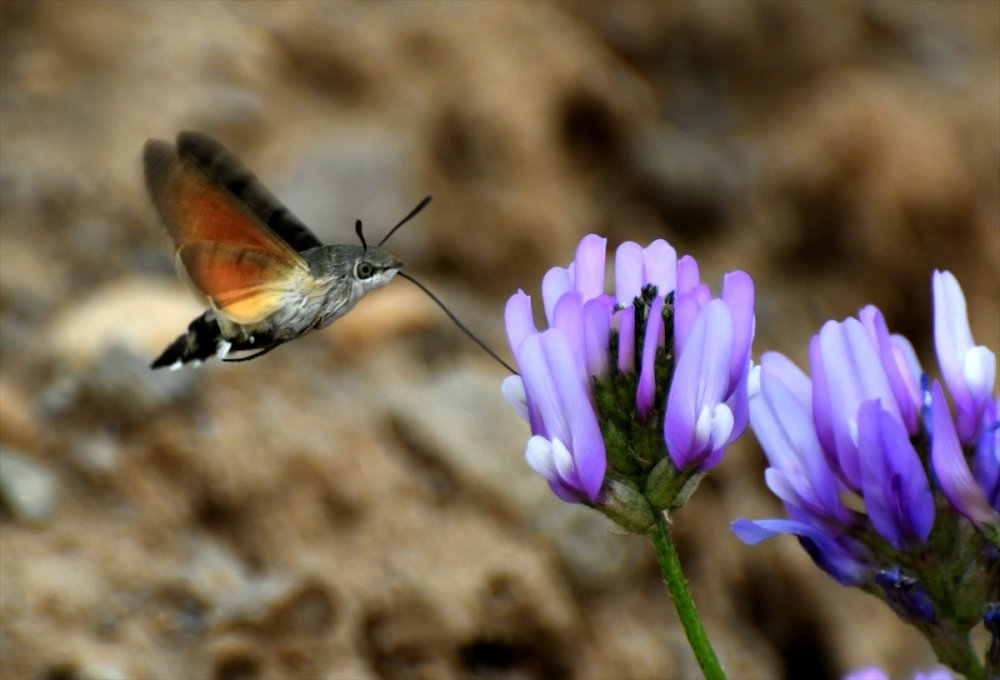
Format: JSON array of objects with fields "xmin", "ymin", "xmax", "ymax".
[
  {"xmin": 144, "ymin": 139, "xmax": 310, "ymax": 325},
  {"xmin": 177, "ymin": 243, "xmax": 304, "ymax": 324}
]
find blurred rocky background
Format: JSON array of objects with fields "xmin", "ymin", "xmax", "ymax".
[{"xmin": 0, "ymin": 2, "xmax": 997, "ymax": 678}]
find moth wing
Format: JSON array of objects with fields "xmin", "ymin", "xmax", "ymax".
[
  {"xmin": 176, "ymin": 131, "xmax": 323, "ymax": 253},
  {"xmin": 176, "ymin": 242, "xmax": 309, "ymax": 325},
  {"xmin": 144, "ymin": 138, "xmax": 312, "ymax": 325}
]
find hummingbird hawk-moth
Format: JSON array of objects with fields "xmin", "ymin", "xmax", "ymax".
[{"xmin": 144, "ymin": 131, "xmax": 515, "ymax": 373}]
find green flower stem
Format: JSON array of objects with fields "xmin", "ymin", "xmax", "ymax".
[
  {"xmin": 651, "ymin": 511, "xmax": 726, "ymax": 680},
  {"xmin": 926, "ymin": 627, "xmax": 983, "ymax": 680}
]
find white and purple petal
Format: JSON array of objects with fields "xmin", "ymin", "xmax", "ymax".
[
  {"xmin": 540, "ymin": 330, "xmax": 607, "ymax": 500},
  {"xmin": 618, "ymin": 306, "xmax": 636, "ymax": 374},
  {"xmin": 664, "ymin": 300, "xmax": 735, "ymax": 471},
  {"xmin": 614, "ymin": 242, "xmax": 644, "ymax": 306},
  {"xmin": 676, "ymin": 254, "xmax": 701, "ymax": 297},
  {"xmin": 504, "ymin": 291, "xmax": 536, "ymax": 357},
  {"xmin": 525, "ymin": 436, "xmax": 556, "ymax": 480},
  {"xmin": 843, "ymin": 668, "xmax": 890, "ymax": 680},
  {"xmin": 933, "ymin": 270, "xmax": 997, "ymax": 442},
  {"xmin": 809, "ymin": 332, "xmax": 838, "ymax": 474},
  {"xmin": 501, "ymin": 375, "xmax": 529, "ymax": 422},
  {"xmin": 550, "ymin": 436, "xmax": 583, "ymax": 494},
  {"xmin": 636, "ymin": 295, "xmax": 665, "ymax": 420},
  {"xmin": 583, "ymin": 296, "xmax": 614, "ymax": 381},
  {"xmin": 695, "ymin": 402, "xmax": 735, "ymax": 472},
  {"xmin": 973, "ymin": 398, "xmax": 999, "ymax": 512},
  {"xmin": 752, "ymin": 353, "xmax": 850, "ymax": 525},
  {"xmin": 672, "ymin": 291, "xmax": 700, "ymax": 363},
  {"xmin": 933, "ymin": 270, "xmax": 974, "ymax": 414},
  {"xmin": 722, "ymin": 270, "xmax": 755, "ymax": 393},
  {"xmin": 643, "ymin": 239, "xmax": 677, "ymax": 296},
  {"xmin": 857, "ymin": 400, "xmax": 934, "ymax": 549},
  {"xmin": 552, "ymin": 292, "xmax": 586, "ymax": 382},
  {"xmin": 930, "ymin": 381, "xmax": 1000, "ymax": 526},
  {"xmin": 860, "ymin": 306, "xmax": 921, "ymax": 434},
  {"xmin": 725, "ymin": 363, "xmax": 750, "ymax": 447},
  {"xmin": 516, "ymin": 333, "xmax": 569, "ymax": 444},
  {"xmin": 913, "ymin": 670, "xmax": 954, "ymax": 680},
  {"xmin": 573, "ymin": 235, "xmax": 607, "ymax": 302},
  {"xmin": 812, "ymin": 318, "xmax": 900, "ymax": 489},
  {"xmin": 730, "ymin": 517, "xmax": 867, "ymax": 586},
  {"xmin": 542, "ymin": 266, "xmax": 572, "ymax": 326}
]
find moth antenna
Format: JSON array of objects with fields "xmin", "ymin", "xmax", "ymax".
[
  {"xmin": 378, "ymin": 195, "xmax": 432, "ymax": 247},
  {"xmin": 398, "ymin": 271, "xmax": 518, "ymax": 375},
  {"xmin": 355, "ymin": 219, "xmax": 368, "ymax": 251}
]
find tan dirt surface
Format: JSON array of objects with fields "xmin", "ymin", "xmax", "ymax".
[{"xmin": 1, "ymin": 2, "xmax": 997, "ymax": 678}]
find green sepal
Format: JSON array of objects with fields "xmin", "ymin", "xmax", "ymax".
[{"xmin": 590, "ymin": 473, "xmax": 657, "ymax": 534}]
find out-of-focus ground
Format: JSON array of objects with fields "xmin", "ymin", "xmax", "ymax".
[{"xmin": 0, "ymin": 2, "xmax": 997, "ymax": 678}]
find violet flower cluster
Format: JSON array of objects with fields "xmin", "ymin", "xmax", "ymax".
[
  {"xmin": 732, "ymin": 271, "xmax": 998, "ymax": 676},
  {"xmin": 503, "ymin": 235, "xmax": 754, "ymax": 529},
  {"xmin": 845, "ymin": 667, "xmax": 953, "ymax": 680}
]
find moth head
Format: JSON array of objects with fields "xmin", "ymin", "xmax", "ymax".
[{"xmin": 349, "ymin": 245, "xmax": 402, "ymax": 291}]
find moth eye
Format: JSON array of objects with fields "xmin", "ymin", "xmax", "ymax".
[{"xmin": 356, "ymin": 262, "xmax": 376, "ymax": 280}]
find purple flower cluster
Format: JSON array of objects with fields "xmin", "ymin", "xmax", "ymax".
[
  {"xmin": 844, "ymin": 667, "xmax": 952, "ymax": 680},
  {"xmin": 503, "ymin": 234, "xmax": 754, "ymax": 504},
  {"xmin": 733, "ymin": 270, "xmax": 999, "ymax": 586}
]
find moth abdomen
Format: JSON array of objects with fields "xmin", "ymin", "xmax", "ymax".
[
  {"xmin": 151, "ymin": 311, "xmax": 224, "ymax": 369},
  {"xmin": 151, "ymin": 310, "xmax": 284, "ymax": 369}
]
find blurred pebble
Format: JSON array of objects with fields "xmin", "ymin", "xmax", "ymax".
[
  {"xmin": 212, "ymin": 576, "xmax": 337, "ymax": 637},
  {"xmin": 322, "ymin": 283, "xmax": 436, "ymax": 358},
  {"xmin": 183, "ymin": 85, "xmax": 265, "ymax": 140},
  {"xmin": 181, "ymin": 537, "xmax": 250, "ymax": 600},
  {"xmin": 70, "ymin": 432, "xmax": 122, "ymax": 477},
  {"xmin": 273, "ymin": 133, "xmax": 411, "ymax": 250},
  {"xmin": 46, "ymin": 661, "xmax": 129, "ymax": 680},
  {"xmin": 271, "ymin": 10, "xmax": 372, "ymax": 101},
  {"xmin": 0, "ymin": 447, "xmax": 58, "ymax": 525},
  {"xmin": 0, "ymin": 379, "xmax": 40, "ymax": 451},
  {"xmin": 632, "ymin": 127, "xmax": 744, "ymax": 201},
  {"xmin": 323, "ymin": 656, "xmax": 376, "ymax": 680},
  {"xmin": 72, "ymin": 344, "xmax": 199, "ymax": 423},
  {"xmin": 210, "ymin": 637, "xmax": 262, "ymax": 680},
  {"xmin": 389, "ymin": 367, "xmax": 644, "ymax": 588},
  {"xmin": 46, "ymin": 277, "xmax": 203, "ymax": 368},
  {"xmin": 154, "ymin": 584, "xmax": 208, "ymax": 641},
  {"xmin": 629, "ymin": 126, "xmax": 746, "ymax": 239},
  {"xmin": 66, "ymin": 217, "xmax": 116, "ymax": 264},
  {"xmin": 79, "ymin": 662, "xmax": 128, "ymax": 680},
  {"xmin": 269, "ymin": 580, "xmax": 336, "ymax": 636}
]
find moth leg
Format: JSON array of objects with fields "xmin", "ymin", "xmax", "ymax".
[
  {"xmin": 216, "ymin": 339, "xmax": 233, "ymax": 359},
  {"xmin": 222, "ymin": 343, "xmax": 282, "ymax": 362}
]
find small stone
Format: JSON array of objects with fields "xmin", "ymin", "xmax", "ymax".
[
  {"xmin": 0, "ymin": 447, "xmax": 58, "ymax": 525},
  {"xmin": 210, "ymin": 636, "xmax": 262, "ymax": 680},
  {"xmin": 70, "ymin": 661, "xmax": 129, "ymax": 680},
  {"xmin": 184, "ymin": 86, "xmax": 266, "ymax": 139},
  {"xmin": 629, "ymin": 125, "xmax": 745, "ymax": 239},
  {"xmin": 389, "ymin": 367, "xmax": 643, "ymax": 588},
  {"xmin": 43, "ymin": 659, "xmax": 130, "ymax": 680},
  {"xmin": 70, "ymin": 432, "xmax": 123, "ymax": 477},
  {"xmin": 322, "ymin": 283, "xmax": 437, "ymax": 358},
  {"xmin": 180, "ymin": 537, "xmax": 250, "ymax": 602},
  {"xmin": 0, "ymin": 379, "xmax": 40, "ymax": 451},
  {"xmin": 72, "ymin": 344, "xmax": 199, "ymax": 423},
  {"xmin": 269, "ymin": 581, "xmax": 336, "ymax": 636},
  {"xmin": 212, "ymin": 575, "xmax": 337, "ymax": 638},
  {"xmin": 46, "ymin": 277, "xmax": 204, "ymax": 369},
  {"xmin": 273, "ymin": 133, "xmax": 410, "ymax": 250},
  {"xmin": 89, "ymin": 663, "xmax": 128, "ymax": 680}
]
